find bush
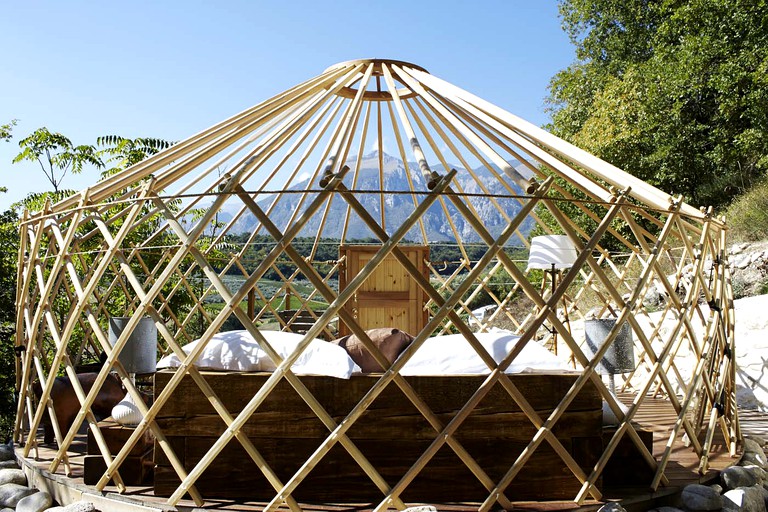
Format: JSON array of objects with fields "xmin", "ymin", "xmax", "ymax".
[{"xmin": 725, "ymin": 178, "xmax": 768, "ymax": 242}]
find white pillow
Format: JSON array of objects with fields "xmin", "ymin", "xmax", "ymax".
[
  {"xmin": 112, "ymin": 392, "xmax": 143, "ymax": 426},
  {"xmin": 399, "ymin": 330, "xmax": 569, "ymax": 375},
  {"xmin": 157, "ymin": 330, "xmax": 361, "ymax": 379}
]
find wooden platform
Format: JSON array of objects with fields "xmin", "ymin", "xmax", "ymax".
[
  {"xmin": 16, "ymin": 396, "xmax": 765, "ymax": 512},
  {"xmin": 153, "ymin": 371, "xmax": 602, "ymax": 502}
]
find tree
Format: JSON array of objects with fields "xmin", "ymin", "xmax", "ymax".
[
  {"xmin": 0, "ymin": 120, "xmax": 16, "ymax": 143},
  {"xmin": 0, "ymin": 209, "xmax": 19, "ymax": 441},
  {"xmin": 97, "ymin": 135, "xmax": 173, "ymax": 178},
  {"xmin": 0, "ymin": 122, "xmax": 18, "ymax": 439},
  {"xmin": 547, "ymin": 0, "xmax": 768, "ymax": 209},
  {"xmin": 13, "ymin": 127, "xmax": 103, "ymax": 193}
]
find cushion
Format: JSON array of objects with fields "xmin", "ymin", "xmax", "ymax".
[
  {"xmin": 399, "ymin": 329, "xmax": 570, "ymax": 375},
  {"xmin": 331, "ymin": 328, "xmax": 414, "ymax": 373},
  {"xmin": 157, "ymin": 330, "xmax": 361, "ymax": 379},
  {"xmin": 112, "ymin": 392, "xmax": 143, "ymax": 426}
]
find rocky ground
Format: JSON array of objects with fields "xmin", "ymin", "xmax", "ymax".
[
  {"xmin": 641, "ymin": 434, "xmax": 768, "ymax": 512},
  {"xmin": 729, "ymin": 241, "xmax": 768, "ymax": 300},
  {"xmin": 0, "ymin": 442, "xmax": 93, "ymax": 512}
]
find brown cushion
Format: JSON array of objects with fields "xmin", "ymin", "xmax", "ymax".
[{"xmin": 332, "ymin": 328, "xmax": 414, "ymax": 373}]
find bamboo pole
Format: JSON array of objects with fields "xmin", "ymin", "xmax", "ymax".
[
  {"xmin": 100, "ymin": 169, "xmax": 353, "ymax": 506},
  {"xmin": 341, "ymin": 102, "xmax": 373, "ymax": 241},
  {"xmin": 236, "ymin": 188, "xmax": 507, "ymax": 509},
  {"xmin": 89, "ymin": 216, "xmax": 302, "ymax": 511},
  {"xmin": 169, "ymin": 171, "xmax": 455, "ymax": 507},
  {"xmin": 403, "ymin": 65, "xmax": 712, "ymax": 222},
  {"xmin": 383, "ymin": 66, "xmax": 469, "ymax": 259},
  {"xmin": 43, "ymin": 64, "xmax": 355, "ymax": 216},
  {"xmin": 651, "ymin": 308, "xmax": 720, "ymax": 488},
  {"xmin": 14, "ymin": 209, "xmax": 37, "ymax": 442},
  {"xmin": 380, "ymin": 64, "xmax": 439, "ymax": 187},
  {"xmin": 263, "ymin": 174, "xmax": 543, "ymax": 512},
  {"xmin": 330, "ymin": 179, "xmax": 598, "ymax": 507},
  {"xmin": 479, "ymin": 196, "xmax": 674, "ymax": 509},
  {"xmin": 390, "ymin": 65, "xmax": 535, "ymax": 194},
  {"xmin": 385, "ymin": 100, "xmax": 429, "ymax": 244}
]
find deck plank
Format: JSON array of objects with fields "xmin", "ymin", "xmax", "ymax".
[{"xmin": 16, "ymin": 396, "xmax": 768, "ymax": 512}]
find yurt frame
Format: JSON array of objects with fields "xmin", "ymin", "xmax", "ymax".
[{"xmin": 14, "ymin": 59, "xmax": 736, "ymax": 511}]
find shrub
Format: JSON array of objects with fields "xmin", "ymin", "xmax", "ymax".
[{"xmin": 725, "ymin": 179, "xmax": 768, "ymax": 242}]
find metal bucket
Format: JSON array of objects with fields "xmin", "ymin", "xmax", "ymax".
[
  {"xmin": 109, "ymin": 316, "xmax": 158, "ymax": 374},
  {"xmin": 584, "ymin": 318, "xmax": 634, "ymax": 375}
]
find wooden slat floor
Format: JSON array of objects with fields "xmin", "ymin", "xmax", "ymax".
[{"xmin": 17, "ymin": 396, "xmax": 768, "ymax": 512}]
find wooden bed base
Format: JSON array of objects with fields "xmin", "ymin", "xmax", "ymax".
[{"xmin": 153, "ymin": 370, "xmax": 602, "ymax": 503}]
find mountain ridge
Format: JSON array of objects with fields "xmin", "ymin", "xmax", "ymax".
[{"xmin": 214, "ymin": 151, "xmax": 535, "ymax": 243}]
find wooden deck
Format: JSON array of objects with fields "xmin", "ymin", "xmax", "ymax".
[{"xmin": 16, "ymin": 396, "xmax": 767, "ymax": 512}]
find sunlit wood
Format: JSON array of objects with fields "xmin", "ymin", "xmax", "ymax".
[{"xmin": 14, "ymin": 59, "xmax": 735, "ymax": 511}]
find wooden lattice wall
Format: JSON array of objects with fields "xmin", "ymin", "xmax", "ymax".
[{"xmin": 14, "ymin": 59, "xmax": 736, "ymax": 511}]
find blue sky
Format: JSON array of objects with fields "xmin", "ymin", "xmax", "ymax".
[{"xmin": 0, "ymin": 1, "xmax": 575, "ymax": 211}]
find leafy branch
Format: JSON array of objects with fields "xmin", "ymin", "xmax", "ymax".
[{"xmin": 13, "ymin": 127, "xmax": 103, "ymax": 193}]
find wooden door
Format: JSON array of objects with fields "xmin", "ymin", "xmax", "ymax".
[{"xmin": 338, "ymin": 245, "xmax": 429, "ymax": 337}]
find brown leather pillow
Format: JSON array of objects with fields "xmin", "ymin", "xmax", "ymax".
[{"xmin": 332, "ymin": 328, "xmax": 414, "ymax": 373}]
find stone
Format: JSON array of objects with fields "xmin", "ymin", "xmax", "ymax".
[
  {"xmin": 711, "ymin": 483, "xmax": 725, "ymax": 494},
  {"xmin": 0, "ymin": 468, "xmax": 26, "ymax": 486},
  {"xmin": 648, "ymin": 507, "xmax": 685, "ymax": 512},
  {"xmin": 61, "ymin": 502, "xmax": 97, "ymax": 512},
  {"xmin": 723, "ymin": 487, "xmax": 766, "ymax": 512},
  {"xmin": 403, "ymin": 507, "xmax": 437, "ymax": 512},
  {"xmin": 724, "ymin": 466, "xmax": 761, "ymax": 490},
  {"xmin": 597, "ymin": 503, "xmax": 626, "ymax": 512},
  {"xmin": 0, "ymin": 445, "xmax": 14, "ymax": 463},
  {"xmin": 744, "ymin": 465, "xmax": 768, "ymax": 484},
  {"xmin": 681, "ymin": 483, "xmax": 724, "ymax": 511},
  {"xmin": 742, "ymin": 438, "xmax": 768, "ymax": 468},
  {"xmin": 743, "ymin": 451, "xmax": 768, "ymax": 469},
  {"xmin": 731, "ymin": 243, "xmax": 748, "ymax": 256},
  {"xmin": 0, "ymin": 483, "xmax": 37, "ymax": 508},
  {"xmin": 0, "ymin": 461, "xmax": 17, "ymax": 470},
  {"xmin": 16, "ymin": 491, "xmax": 52, "ymax": 512},
  {"xmin": 747, "ymin": 435, "xmax": 768, "ymax": 448}
]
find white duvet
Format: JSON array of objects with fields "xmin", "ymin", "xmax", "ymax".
[
  {"xmin": 157, "ymin": 329, "xmax": 569, "ymax": 378},
  {"xmin": 399, "ymin": 330, "xmax": 570, "ymax": 375},
  {"xmin": 157, "ymin": 330, "xmax": 361, "ymax": 379}
]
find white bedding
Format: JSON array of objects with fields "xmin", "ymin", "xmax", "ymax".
[
  {"xmin": 399, "ymin": 330, "xmax": 570, "ymax": 375},
  {"xmin": 156, "ymin": 329, "xmax": 570, "ymax": 379},
  {"xmin": 157, "ymin": 330, "xmax": 361, "ymax": 379}
]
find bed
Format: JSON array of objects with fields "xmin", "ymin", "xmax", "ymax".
[{"xmin": 151, "ymin": 330, "xmax": 603, "ymax": 502}]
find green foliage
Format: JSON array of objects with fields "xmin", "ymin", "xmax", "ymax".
[
  {"xmin": 13, "ymin": 127, "xmax": 103, "ymax": 193},
  {"xmin": 0, "ymin": 209, "xmax": 19, "ymax": 441},
  {"xmin": 548, "ymin": 0, "xmax": 768, "ymax": 209},
  {"xmin": 97, "ymin": 135, "xmax": 173, "ymax": 178},
  {"xmin": 725, "ymin": 177, "xmax": 768, "ymax": 242},
  {"xmin": 0, "ymin": 120, "xmax": 17, "ymax": 143}
]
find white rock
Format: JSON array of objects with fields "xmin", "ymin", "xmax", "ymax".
[
  {"xmin": 16, "ymin": 490, "xmax": 52, "ymax": 512},
  {"xmin": 45, "ymin": 502, "xmax": 98, "ymax": 512},
  {"xmin": 0, "ymin": 469, "xmax": 26, "ymax": 486},
  {"xmin": 0, "ymin": 483, "xmax": 36, "ymax": 508},
  {"xmin": 62, "ymin": 502, "xmax": 97, "ymax": 512},
  {"xmin": 723, "ymin": 486, "xmax": 766, "ymax": 512}
]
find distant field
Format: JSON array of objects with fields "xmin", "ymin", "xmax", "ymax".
[{"xmin": 202, "ymin": 275, "xmax": 334, "ymax": 311}]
